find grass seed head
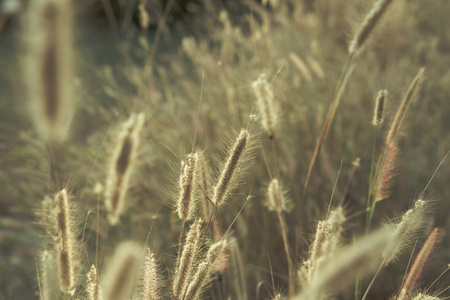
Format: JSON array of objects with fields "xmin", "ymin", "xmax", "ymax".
[
  {"xmin": 40, "ymin": 250, "xmax": 60, "ymax": 300},
  {"xmin": 383, "ymin": 199, "xmax": 428, "ymax": 264},
  {"xmin": 298, "ymin": 228, "xmax": 393, "ymax": 299},
  {"xmin": 386, "ymin": 68, "xmax": 425, "ymax": 147},
  {"xmin": 183, "ymin": 240, "xmax": 228, "ymax": 300},
  {"xmin": 267, "ymin": 178, "xmax": 291, "ymax": 213},
  {"xmin": 213, "ymin": 129, "xmax": 250, "ymax": 206},
  {"xmin": 252, "ymin": 73, "xmax": 279, "ymax": 139},
  {"xmin": 402, "ymin": 227, "xmax": 441, "ymax": 297},
  {"xmin": 102, "ymin": 242, "xmax": 142, "ymax": 300},
  {"xmin": 105, "ymin": 113, "xmax": 145, "ymax": 225},
  {"xmin": 87, "ymin": 265, "xmax": 102, "ymax": 300},
  {"xmin": 24, "ymin": 0, "xmax": 74, "ymax": 142},
  {"xmin": 173, "ymin": 219, "xmax": 203, "ymax": 298},
  {"xmin": 51, "ymin": 189, "xmax": 78, "ymax": 294},
  {"xmin": 177, "ymin": 152, "xmax": 199, "ymax": 222},
  {"xmin": 141, "ymin": 248, "xmax": 162, "ymax": 300},
  {"xmin": 349, "ymin": 0, "xmax": 395, "ymax": 55},
  {"xmin": 372, "ymin": 89, "xmax": 388, "ymax": 126}
]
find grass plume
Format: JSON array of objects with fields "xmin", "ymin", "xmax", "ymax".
[
  {"xmin": 349, "ymin": 0, "xmax": 395, "ymax": 55},
  {"xmin": 401, "ymin": 227, "xmax": 441, "ymax": 298},
  {"xmin": 23, "ymin": 0, "xmax": 73, "ymax": 142},
  {"xmin": 176, "ymin": 153, "xmax": 199, "ymax": 222},
  {"xmin": 213, "ymin": 129, "xmax": 250, "ymax": 206},
  {"xmin": 87, "ymin": 265, "xmax": 102, "ymax": 300},
  {"xmin": 105, "ymin": 113, "xmax": 145, "ymax": 225},
  {"xmin": 373, "ymin": 90, "xmax": 387, "ymax": 126},
  {"xmin": 252, "ymin": 73, "xmax": 278, "ymax": 139},
  {"xmin": 102, "ymin": 242, "xmax": 142, "ymax": 300},
  {"xmin": 140, "ymin": 248, "xmax": 162, "ymax": 300}
]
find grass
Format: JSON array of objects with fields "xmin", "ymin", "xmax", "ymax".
[{"xmin": 1, "ymin": 0, "xmax": 450, "ymax": 299}]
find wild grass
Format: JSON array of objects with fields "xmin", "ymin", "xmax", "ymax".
[{"xmin": 1, "ymin": 0, "xmax": 450, "ymax": 299}]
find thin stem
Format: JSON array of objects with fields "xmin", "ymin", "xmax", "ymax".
[
  {"xmin": 361, "ymin": 261, "xmax": 385, "ymax": 300},
  {"xmin": 277, "ymin": 211, "xmax": 295, "ymax": 297}
]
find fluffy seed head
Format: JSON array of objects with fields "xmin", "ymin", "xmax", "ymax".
[
  {"xmin": 267, "ymin": 178, "xmax": 292, "ymax": 213},
  {"xmin": 53, "ymin": 189, "xmax": 77, "ymax": 294},
  {"xmin": 177, "ymin": 153, "xmax": 199, "ymax": 221},
  {"xmin": 40, "ymin": 250, "xmax": 60, "ymax": 300},
  {"xmin": 102, "ymin": 242, "xmax": 142, "ymax": 300},
  {"xmin": 252, "ymin": 74, "xmax": 278, "ymax": 139},
  {"xmin": 383, "ymin": 199, "xmax": 428, "ymax": 264},
  {"xmin": 183, "ymin": 240, "xmax": 228, "ymax": 300},
  {"xmin": 372, "ymin": 90, "xmax": 387, "ymax": 126},
  {"xmin": 105, "ymin": 113, "xmax": 145, "ymax": 225},
  {"xmin": 349, "ymin": 0, "xmax": 395, "ymax": 55},
  {"xmin": 141, "ymin": 248, "xmax": 162, "ymax": 300},
  {"xmin": 304, "ymin": 207, "xmax": 345, "ymax": 282},
  {"xmin": 173, "ymin": 219, "xmax": 203, "ymax": 298},
  {"xmin": 198, "ymin": 153, "xmax": 213, "ymax": 219},
  {"xmin": 386, "ymin": 68, "xmax": 425, "ymax": 147},
  {"xmin": 87, "ymin": 265, "xmax": 102, "ymax": 300},
  {"xmin": 24, "ymin": 0, "xmax": 74, "ymax": 142},
  {"xmin": 213, "ymin": 129, "xmax": 250, "ymax": 206},
  {"xmin": 374, "ymin": 142, "xmax": 399, "ymax": 202},
  {"xmin": 402, "ymin": 228, "xmax": 441, "ymax": 297},
  {"xmin": 297, "ymin": 228, "xmax": 393, "ymax": 299}
]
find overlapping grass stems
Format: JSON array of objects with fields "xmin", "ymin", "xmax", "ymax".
[{"xmin": 21, "ymin": 0, "xmax": 450, "ymax": 299}]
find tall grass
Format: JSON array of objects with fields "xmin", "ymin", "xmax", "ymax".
[{"xmin": 1, "ymin": 0, "xmax": 449, "ymax": 299}]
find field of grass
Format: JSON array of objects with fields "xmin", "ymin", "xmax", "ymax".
[{"xmin": 1, "ymin": 0, "xmax": 450, "ymax": 299}]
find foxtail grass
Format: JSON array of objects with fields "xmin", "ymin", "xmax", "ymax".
[
  {"xmin": 40, "ymin": 250, "xmax": 59, "ymax": 300},
  {"xmin": 349, "ymin": 0, "xmax": 395, "ymax": 56},
  {"xmin": 49, "ymin": 189, "xmax": 78, "ymax": 294},
  {"xmin": 302, "ymin": 207, "xmax": 345, "ymax": 284},
  {"xmin": 177, "ymin": 153, "xmax": 199, "ymax": 222},
  {"xmin": 252, "ymin": 73, "xmax": 278, "ymax": 139},
  {"xmin": 213, "ymin": 129, "xmax": 250, "ymax": 206},
  {"xmin": 296, "ymin": 228, "xmax": 394, "ymax": 299},
  {"xmin": 172, "ymin": 219, "xmax": 202, "ymax": 299},
  {"xmin": 87, "ymin": 265, "xmax": 102, "ymax": 300},
  {"xmin": 400, "ymin": 227, "xmax": 441, "ymax": 299},
  {"xmin": 24, "ymin": 0, "xmax": 74, "ymax": 143},
  {"xmin": 183, "ymin": 240, "xmax": 228, "ymax": 300},
  {"xmin": 102, "ymin": 242, "xmax": 142, "ymax": 300},
  {"xmin": 372, "ymin": 90, "xmax": 387, "ymax": 126},
  {"xmin": 362, "ymin": 200, "xmax": 429, "ymax": 300},
  {"xmin": 105, "ymin": 113, "xmax": 145, "ymax": 225},
  {"xmin": 140, "ymin": 248, "xmax": 162, "ymax": 300}
]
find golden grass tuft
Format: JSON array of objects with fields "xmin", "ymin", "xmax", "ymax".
[
  {"xmin": 172, "ymin": 219, "xmax": 203, "ymax": 298},
  {"xmin": 349, "ymin": 0, "xmax": 395, "ymax": 55},
  {"xmin": 23, "ymin": 0, "xmax": 73, "ymax": 142},
  {"xmin": 386, "ymin": 68, "xmax": 425, "ymax": 148},
  {"xmin": 252, "ymin": 73, "xmax": 279, "ymax": 139},
  {"xmin": 176, "ymin": 152, "xmax": 199, "ymax": 222},
  {"xmin": 40, "ymin": 250, "xmax": 60, "ymax": 300},
  {"xmin": 383, "ymin": 199, "xmax": 428, "ymax": 264},
  {"xmin": 401, "ymin": 227, "xmax": 441, "ymax": 298},
  {"xmin": 303, "ymin": 206, "xmax": 346, "ymax": 283},
  {"xmin": 102, "ymin": 242, "xmax": 142, "ymax": 300},
  {"xmin": 87, "ymin": 265, "xmax": 102, "ymax": 300},
  {"xmin": 372, "ymin": 90, "xmax": 387, "ymax": 126},
  {"xmin": 140, "ymin": 248, "xmax": 162, "ymax": 300},
  {"xmin": 40, "ymin": 189, "xmax": 78, "ymax": 295},
  {"xmin": 183, "ymin": 240, "xmax": 228, "ymax": 300},
  {"xmin": 213, "ymin": 129, "xmax": 250, "ymax": 206},
  {"xmin": 104, "ymin": 113, "xmax": 145, "ymax": 225},
  {"xmin": 297, "ymin": 228, "xmax": 394, "ymax": 299}
]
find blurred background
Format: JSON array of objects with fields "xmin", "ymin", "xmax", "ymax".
[{"xmin": 0, "ymin": 0, "xmax": 450, "ymax": 299}]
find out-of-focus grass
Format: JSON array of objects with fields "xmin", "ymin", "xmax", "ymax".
[{"xmin": 1, "ymin": 0, "xmax": 450, "ymax": 299}]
